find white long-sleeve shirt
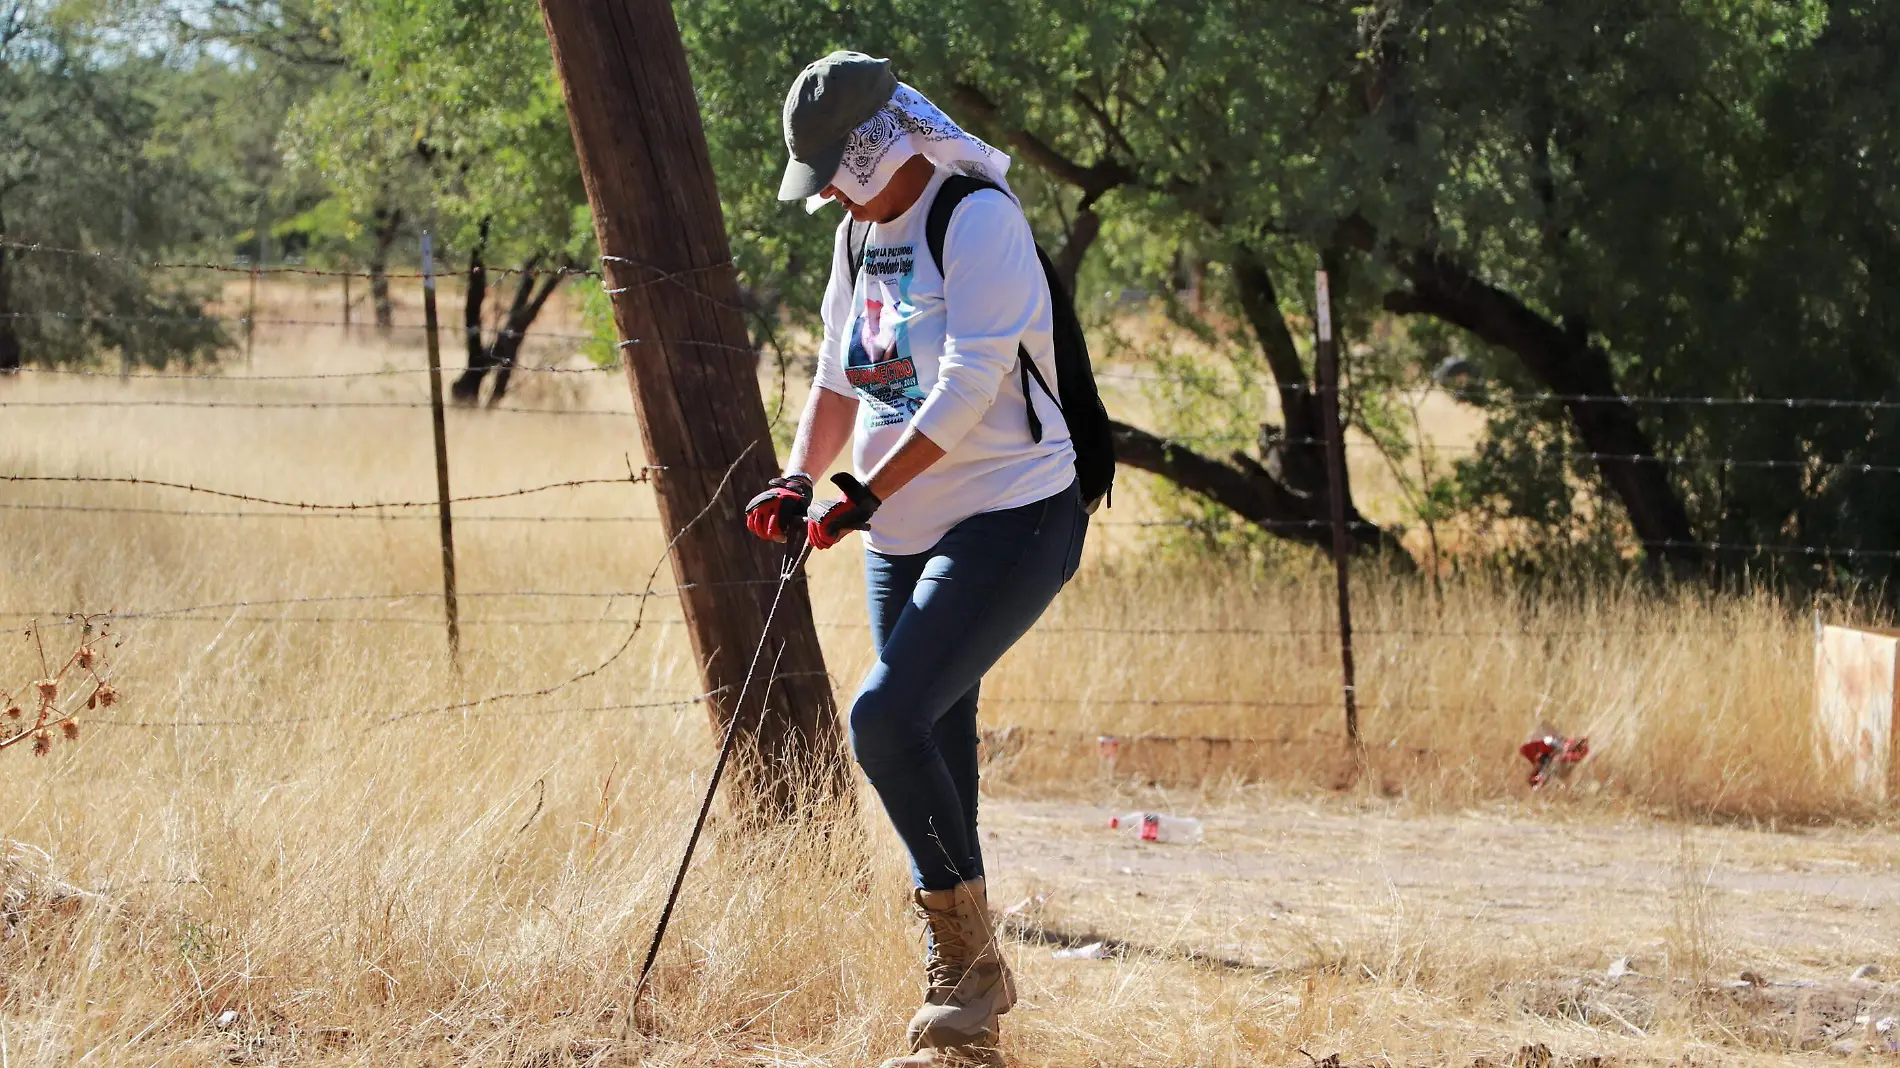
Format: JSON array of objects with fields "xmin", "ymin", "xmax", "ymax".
[{"xmin": 813, "ymin": 166, "xmax": 1076, "ymax": 555}]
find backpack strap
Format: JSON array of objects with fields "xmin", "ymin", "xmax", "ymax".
[
  {"xmin": 925, "ymin": 174, "xmax": 1058, "ymax": 443},
  {"xmin": 1018, "ymin": 350, "xmax": 1052, "ymax": 443},
  {"xmin": 923, "ymin": 173, "xmax": 997, "ymax": 279},
  {"xmin": 845, "ymin": 217, "xmax": 871, "ymax": 285}
]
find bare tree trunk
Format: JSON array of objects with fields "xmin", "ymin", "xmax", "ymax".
[
  {"xmin": 486, "ymin": 266, "xmax": 563, "ymax": 405},
  {"xmin": 451, "ymin": 221, "xmax": 494, "ymax": 405},
  {"xmin": 1051, "ymin": 205, "xmax": 1100, "ymax": 296},
  {"xmin": 452, "ymin": 245, "xmax": 565, "ymax": 405},
  {"xmin": 368, "ymin": 205, "xmax": 403, "ymax": 335},
  {"xmin": 1384, "ymin": 250, "xmax": 1700, "ymax": 572},
  {"xmin": 1230, "ymin": 249, "xmax": 1331, "ymax": 497}
]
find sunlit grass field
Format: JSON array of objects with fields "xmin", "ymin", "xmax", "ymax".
[{"xmin": 0, "ymin": 281, "xmax": 1887, "ymax": 1065}]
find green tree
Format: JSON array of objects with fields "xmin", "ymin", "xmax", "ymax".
[
  {"xmin": 0, "ymin": 0, "xmax": 232, "ymax": 370},
  {"xmin": 284, "ymin": 0, "xmax": 592, "ymax": 401}
]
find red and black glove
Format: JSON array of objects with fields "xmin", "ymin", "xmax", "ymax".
[
  {"xmin": 744, "ymin": 474, "xmax": 813, "ymax": 543},
  {"xmin": 806, "ymin": 473, "xmax": 881, "ymax": 550}
]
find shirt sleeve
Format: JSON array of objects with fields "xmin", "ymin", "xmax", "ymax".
[
  {"xmin": 813, "ymin": 220, "xmax": 856, "ymax": 399},
  {"xmin": 909, "ymin": 190, "xmax": 1045, "ymax": 452}
]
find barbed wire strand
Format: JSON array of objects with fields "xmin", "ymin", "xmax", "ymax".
[
  {"xmin": 0, "ymin": 308, "xmax": 603, "ymax": 344},
  {"xmin": 1, "ymin": 240, "xmax": 597, "ymax": 281},
  {"xmin": 0, "ymin": 472, "xmax": 653, "ymax": 511},
  {"xmin": 993, "ymin": 724, "xmax": 1438, "ymax": 758},
  {"xmin": 4, "ymin": 316, "xmax": 773, "ymax": 362},
  {"xmin": 1094, "ymin": 368, "xmax": 1900, "ymax": 412},
  {"xmin": 0, "ymin": 502, "xmax": 661, "ymax": 523},
  {"xmin": 0, "ymin": 500, "xmax": 1182, "ymax": 529},
  {"xmin": 93, "ymin": 693, "xmax": 713, "ymax": 730},
  {"xmin": 11, "ymin": 479, "xmax": 1898, "ymax": 556},
  {"xmin": 90, "ymin": 703, "xmax": 1439, "ymax": 752},
  {"xmin": 598, "ymin": 254, "xmax": 748, "ymax": 316},
  {"xmin": 1136, "ymin": 433, "xmax": 1900, "ymax": 476},
  {"xmin": 0, "ymin": 582, "xmax": 794, "ymax": 624},
  {"xmin": 377, "ymin": 442, "xmax": 760, "ymax": 725},
  {"xmin": 10, "ymin": 242, "xmax": 761, "ymax": 297},
  {"xmin": 1, "ymin": 361, "xmax": 619, "ymax": 381},
  {"xmin": 0, "ymin": 398, "xmax": 631, "ymax": 417}
]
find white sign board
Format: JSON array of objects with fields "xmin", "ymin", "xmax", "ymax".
[{"xmin": 1815, "ymin": 623, "xmax": 1899, "ymax": 801}]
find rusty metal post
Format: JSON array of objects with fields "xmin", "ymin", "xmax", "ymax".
[
  {"xmin": 244, "ymin": 264, "xmax": 259, "ymax": 370},
  {"xmin": 420, "ymin": 231, "xmax": 460, "ymax": 663},
  {"xmin": 1314, "ymin": 270, "xmax": 1359, "ymax": 747}
]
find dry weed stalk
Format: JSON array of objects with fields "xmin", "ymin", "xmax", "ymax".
[{"xmin": 0, "ymin": 614, "xmax": 118, "ymax": 757}]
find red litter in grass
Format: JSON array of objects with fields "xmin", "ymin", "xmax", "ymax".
[{"xmin": 1520, "ymin": 733, "xmax": 1590, "ymax": 787}]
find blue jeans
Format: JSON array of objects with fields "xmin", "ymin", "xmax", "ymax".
[{"xmin": 850, "ymin": 480, "xmax": 1088, "ymax": 890}]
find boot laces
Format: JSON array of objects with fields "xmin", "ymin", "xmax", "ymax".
[{"xmin": 921, "ymin": 905, "xmax": 974, "ymax": 993}]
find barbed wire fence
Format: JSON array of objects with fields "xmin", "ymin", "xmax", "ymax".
[{"xmin": 3, "ymin": 239, "xmax": 1890, "ymax": 772}]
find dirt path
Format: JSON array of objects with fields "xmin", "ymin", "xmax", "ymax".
[{"xmin": 983, "ymin": 797, "xmax": 1900, "ymax": 978}]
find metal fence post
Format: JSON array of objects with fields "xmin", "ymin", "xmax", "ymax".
[
  {"xmin": 421, "ymin": 232, "xmax": 461, "ymax": 664},
  {"xmin": 1314, "ymin": 270, "xmax": 1360, "ymax": 749}
]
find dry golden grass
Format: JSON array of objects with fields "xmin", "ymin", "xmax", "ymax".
[{"xmin": 0, "ymin": 281, "xmax": 1893, "ymax": 1066}]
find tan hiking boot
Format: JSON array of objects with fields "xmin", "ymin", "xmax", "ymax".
[
  {"xmin": 903, "ymin": 878, "xmax": 1015, "ymax": 1052},
  {"xmin": 878, "ymin": 1023, "xmax": 1002, "ymax": 1068}
]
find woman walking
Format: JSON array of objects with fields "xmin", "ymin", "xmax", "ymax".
[{"xmin": 742, "ymin": 52, "xmax": 1095, "ymax": 1068}]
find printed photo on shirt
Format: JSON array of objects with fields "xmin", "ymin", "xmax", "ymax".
[{"xmin": 845, "ymin": 244, "xmax": 928, "ymax": 428}]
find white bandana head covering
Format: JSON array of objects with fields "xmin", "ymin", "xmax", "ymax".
[{"xmin": 804, "ymin": 83, "xmax": 1013, "ymax": 214}]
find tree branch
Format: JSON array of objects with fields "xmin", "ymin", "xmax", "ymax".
[
  {"xmin": 948, "ymin": 82, "xmax": 1134, "ymax": 197},
  {"xmin": 1229, "ymin": 249, "xmax": 1325, "ymax": 465},
  {"xmin": 1383, "ymin": 250, "xmax": 1699, "ymax": 570},
  {"xmin": 1074, "ymin": 88, "xmax": 1141, "ymax": 164},
  {"xmin": 1051, "ymin": 203, "xmax": 1100, "ymax": 295},
  {"xmin": 1112, "ymin": 420, "xmax": 1405, "ymax": 558},
  {"xmin": 0, "ymin": 1, "xmax": 27, "ymax": 52}
]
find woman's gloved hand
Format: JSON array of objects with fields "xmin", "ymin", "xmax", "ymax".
[
  {"xmin": 743, "ymin": 474, "xmax": 813, "ymax": 543},
  {"xmin": 806, "ymin": 473, "xmax": 881, "ymax": 550}
]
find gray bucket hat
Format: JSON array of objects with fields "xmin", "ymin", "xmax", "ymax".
[{"xmin": 777, "ymin": 51, "xmax": 898, "ymax": 202}]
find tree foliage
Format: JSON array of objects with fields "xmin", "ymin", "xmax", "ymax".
[
  {"xmin": 0, "ymin": 0, "xmax": 240, "ymax": 369},
  {"xmin": 278, "ymin": 0, "xmax": 594, "ymax": 399},
  {"xmin": 284, "ymin": 0, "xmax": 586, "ymax": 259}
]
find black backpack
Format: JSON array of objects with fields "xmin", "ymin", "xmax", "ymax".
[{"xmin": 846, "ymin": 174, "xmax": 1116, "ymax": 510}]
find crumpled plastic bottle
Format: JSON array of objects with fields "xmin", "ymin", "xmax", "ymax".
[{"xmin": 1108, "ymin": 812, "xmax": 1204, "ymax": 844}]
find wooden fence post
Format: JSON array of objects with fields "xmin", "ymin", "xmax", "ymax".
[{"xmin": 535, "ymin": 0, "xmax": 844, "ymax": 807}]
